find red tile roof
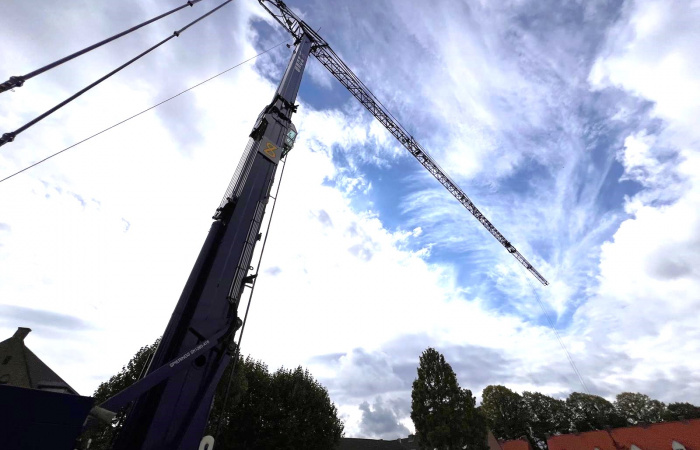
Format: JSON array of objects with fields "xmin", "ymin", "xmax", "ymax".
[
  {"xmin": 548, "ymin": 419, "xmax": 700, "ymax": 450},
  {"xmin": 500, "ymin": 438, "xmax": 533, "ymax": 450},
  {"xmin": 548, "ymin": 431, "xmax": 619, "ymax": 450}
]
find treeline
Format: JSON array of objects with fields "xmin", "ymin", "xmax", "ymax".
[
  {"xmin": 409, "ymin": 349, "xmax": 700, "ymax": 450},
  {"xmin": 480, "ymin": 385, "xmax": 700, "ymax": 447}
]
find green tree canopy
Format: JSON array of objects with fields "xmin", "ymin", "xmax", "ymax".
[
  {"xmin": 479, "ymin": 385, "xmax": 700, "ymax": 448},
  {"xmin": 480, "ymin": 385, "xmax": 528, "ymax": 441},
  {"xmin": 522, "ymin": 391, "xmax": 571, "ymax": 446},
  {"xmin": 80, "ymin": 339, "xmax": 160, "ymax": 449},
  {"xmin": 411, "ymin": 348, "xmax": 488, "ymax": 450},
  {"xmin": 80, "ymin": 342, "xmax": 342, "ymax": 450},
  {"xmin": 614, "ymin": 392, "xmax": 665, "ymax": 425},
  {"xmin": 566, "ymin": 392, "xmax": 626, "ymax": 432},
  {"xmin": 210, "ymin": 360, "xmax": 344, "ymax": 450},
  {"xmin": 663, "ymin": 402, "xmax": 700, "ymax": 422}
]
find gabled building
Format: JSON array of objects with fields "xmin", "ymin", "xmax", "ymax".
[
  {"xmin": 0, "ymin": 326, "xmax": 94, "ymax": 450},
  {"xmin": 0, "ymin": 327, "xmax": 78, "ymax": 394}
]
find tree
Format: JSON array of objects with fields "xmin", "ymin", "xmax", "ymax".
[
  {"xmin": 79, "ymin": 340, "xmax": 159, "ymax": 449},
  {"xmin": 614, "ymin": 392, "xmax": 665, "ymax": 425},
  {"xmin": 411, "ymin": 348, "xmax": 488, "ymax": 450},
  {"xmin": 522, "ymin": 391, "xmax": 571, "ymax": 447},
  {"xmin": 480, "ymin": 385, "xmax": 529, "ymax": 441},
  {"xmin": 80, "ymin": 342, "xmax": 343, "ymax": 449},
  {"xmin": 207, "ymin": 356, "xmax": 273, "ymax": 449},
  {"xmin": 663, "ymin": 402, "xmax": 700, "ymax": 422},
  {"xmin": 210, "ymin": 360, "xmax": 344, "ymax": 449},
  {"xmin": 270, "ymin": 366, "xmax": 344, "ymax": 448},
  {"xmin": 566, "ymin": 392, "xmax": 626, "ymax": 432}
]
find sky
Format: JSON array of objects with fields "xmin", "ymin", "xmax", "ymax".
[{"xmin": 1, "ymin": 0, "xmax": 699, "ymax": 439}]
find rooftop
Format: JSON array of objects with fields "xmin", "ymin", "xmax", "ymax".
[{"xmin": 0, "ymin": 327, "xmax": 78, "ymax": 395}]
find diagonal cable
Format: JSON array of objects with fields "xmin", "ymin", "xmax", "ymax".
[
  {"xmin": 0, "ymin": 39, "xmax": 289, "ymax": 185},
  {"xmin": 0, "ymin": 0, "xmax": 208, "ymax": 94},
  {"xmin": 214, "ymin": 150, "xmax": 291, "ymax": 440},
  {"xmin": 0, "ymin": 0, "xmax": 234, "ymax": 148},
  {"xmin": 527, "ymin": 277, "xmax": 590, "ymax": 394}
]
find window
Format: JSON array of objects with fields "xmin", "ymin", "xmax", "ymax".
[
  {"xmin": 284, "ymin": 129, "xmax": 297, "ymax": 150},
  {"xmin": 672, "ymin": 441, "xmax": 686, "ymax": 450}
]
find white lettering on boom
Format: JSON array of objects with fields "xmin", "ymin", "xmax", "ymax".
[{"xmin": 169, "ymin": 340, "xmax": 210, "ymax": 368}]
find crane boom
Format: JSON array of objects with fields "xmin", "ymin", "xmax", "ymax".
[
  {"xmin": 102, "ymin": 34, "xmax": 314, "ymax": 449},
  {"xmin": 259, "ymin": 0, "xmax": 549, "ymax": 286}
]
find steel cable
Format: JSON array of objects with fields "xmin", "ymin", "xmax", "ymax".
[
  {"xmin": 527, "ymin": 277, "xmax": 590, "ymax": 394},
  {"xmin": 0, "ymin": 0, "xmax": 234, "ymax": 148},
  {"xmin": 0, "ymin": 39, "xmax": 289, "ymax": 185},
  {"xmin": 0, "ymin": 0, "xmax": 208, "ymax": 94},
  {"xmin": 214, "ymin": 148, "xmax": 292, "ymax": 441}
]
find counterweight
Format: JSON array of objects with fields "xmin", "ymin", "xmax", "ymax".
[{"xmin": 259, "ymin": 0, "xmax": 549, "ymax": 286}]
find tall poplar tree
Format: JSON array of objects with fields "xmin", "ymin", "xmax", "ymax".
[{"xmin": 411, "ymin": 348, "xmax": 488, "ymax": 450}]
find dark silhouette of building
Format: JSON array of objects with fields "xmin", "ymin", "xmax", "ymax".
[
  {"xmin": 338, "ymin": 437, "xmax": 408, "ymax": 449},
  {"xmin": 339, "ymin": 432, "xmax": 501, "ymax": 449},
  {"xmin": 0, "ymin": 327, "xmax": 78, "ymax": 393},
  {"xmin": 0, "ymin": 327, "xmax": 93, "ymax": 450}
]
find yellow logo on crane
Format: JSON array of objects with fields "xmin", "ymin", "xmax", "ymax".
[{"xmin": 263, "ymin": 142, "xmax": 277, "ymax": 158}]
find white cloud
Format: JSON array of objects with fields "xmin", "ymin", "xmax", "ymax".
[
  {"xmin": 576, "ymin": 0, "xmax": 700, "ymax": 401},
  {"xmin": 358, "ymin": 397, "xmax": 411, "ymax": 439},
  {"xmin": 305, "ymin": 56, "xmax": 336, "ymax": 90},
  {"xmin": 590, "ymin": 0, "xmax": 700, "ymax": 143}
]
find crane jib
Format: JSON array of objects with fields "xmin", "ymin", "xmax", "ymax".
[{"xmin": 258, "ymin": 0, "xmax": 549, "ymax": 286}]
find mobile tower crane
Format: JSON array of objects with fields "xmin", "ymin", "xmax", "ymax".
[{"xmin": 91, "ymin": 1, "xmax": 548, "ymax": 449}]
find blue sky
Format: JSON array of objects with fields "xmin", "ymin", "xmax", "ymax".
[{"xmin": 1, "ymin": 0, "xmax": 699, "ymax": 439}]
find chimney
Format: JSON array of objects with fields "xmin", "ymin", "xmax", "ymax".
[{"xmin": 13, "ymin": 327, "xmax": 31, "ymax": 341}]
